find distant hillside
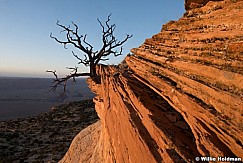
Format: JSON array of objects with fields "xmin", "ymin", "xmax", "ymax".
[{"xmin": 0, "ymin": 99, "xmax": 98, "ymax": 162}]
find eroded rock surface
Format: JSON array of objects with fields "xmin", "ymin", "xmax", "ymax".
[
  {"xmin": 185, "ymin": 0, "xmax": 223, "ymax": 10},
  {"xmin": 62, "ymin": 0, "xmax": 242, "ymax": 162},
  {"xmin": 60, "ymin": 120, "xmax": 101, "ymax": 163}
]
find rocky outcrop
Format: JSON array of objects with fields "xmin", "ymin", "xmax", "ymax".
[
  {"xmin": 185, "ymin": 0, "xmax": 223, "ymax": 10},
  {"xmin": 62, "ymin": 0, "xmax": 243, "ymax": 162},
  {"xmin": 60, "ymin": 120, "xmax": 101, "ymax": 163}
]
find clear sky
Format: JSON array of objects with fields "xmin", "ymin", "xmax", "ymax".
[{"xmin": 0, "ymin": 0, "xmax": 185, "ymax": 78}]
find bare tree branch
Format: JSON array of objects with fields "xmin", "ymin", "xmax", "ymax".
[
  {"xmin": 83, "ymin": 34, "xmax": 93, "ymax": 52},
  {"xmin": 46, "ymin": 69, "xmax": 90, "ymax": 94},
  {"xmin": 72, "ymin": 51, "xmax": 89, "ymax": 66}
]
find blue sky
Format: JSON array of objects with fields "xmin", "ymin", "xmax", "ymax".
[{"xmin": 0, "ymin": 0, "xmax": 185, "ymax": 77}]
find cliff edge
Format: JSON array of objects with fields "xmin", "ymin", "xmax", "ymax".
[{"xmin": 61, "ymin": 0, "xmax": 243, "ymax": 162}]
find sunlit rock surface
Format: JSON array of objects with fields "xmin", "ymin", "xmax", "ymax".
[
  {"xmin": 185, "ymin": 0, "xmax": 223, "ymax": 10},
  {"xmin": 61, "ymin": 0, "xmax": 243, "ymax": 162}
]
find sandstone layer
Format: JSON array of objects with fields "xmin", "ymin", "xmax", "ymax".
[
  {"xmin": 62, "ymin": 0, "xmax": 243, "ymax": 162},
  {"xmin": 60, "ymin": 120, "xmax": 101, "ymax": 163},
  {"xmin": 185, "ymin": 0, "xmax": 223, "ymax": 10}
]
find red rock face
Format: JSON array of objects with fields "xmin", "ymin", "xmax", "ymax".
[
  {"xmin": 60, "ymin": 121, "xmax": 101, "ymax": 163},
  {"xmin": 62, "ymin": 0, "xmax": 243, "ymax": 162},
  {"xmin": 185, "ymin": 0, "xmax": 223, "ymax": 10}
]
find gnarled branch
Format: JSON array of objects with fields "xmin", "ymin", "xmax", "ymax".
[{"xmin": 46, "ymin": 68, "xmax": 90, "ymax": 94}]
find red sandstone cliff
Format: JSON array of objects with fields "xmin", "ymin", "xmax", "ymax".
[
  {"xmin": 185, "ymin": 0, "xmax": 223, "ymax": 10},
  {"xmin": 61, "ymin": 0, "xmax": 243, "ymax": 162}
]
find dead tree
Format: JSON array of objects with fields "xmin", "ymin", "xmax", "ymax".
[{"xmin": 47, "ymin": 14, "xmax": 132, "ymax": 92}]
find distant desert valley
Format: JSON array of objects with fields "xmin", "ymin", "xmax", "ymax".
[{"xmin": 0, "ymin": 77, "xmax": 94, "ymax": 120}]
